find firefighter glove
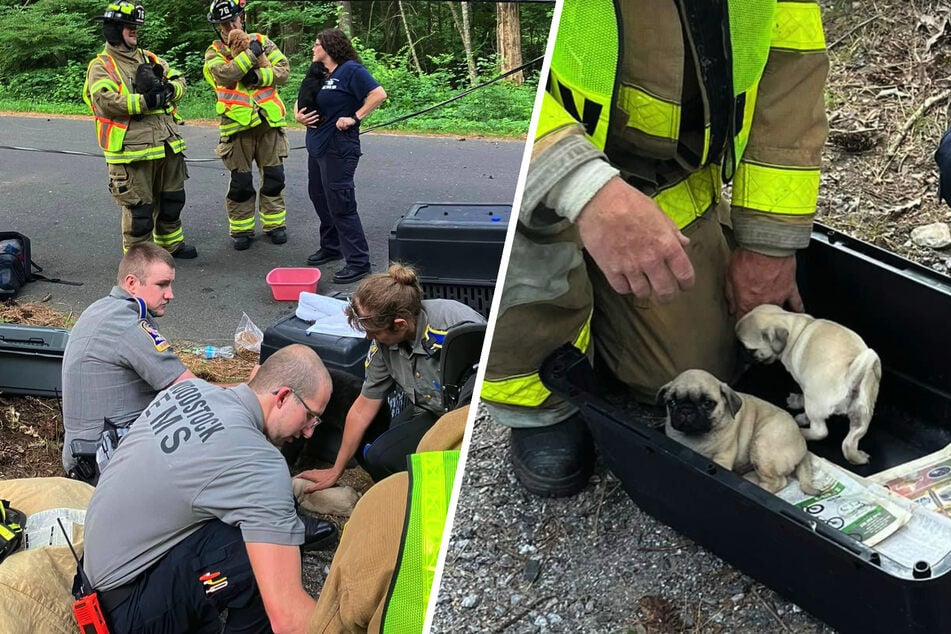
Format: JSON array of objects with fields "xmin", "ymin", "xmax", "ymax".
[
  {"xmin": 249, "ymin": 39, "xmax": 264, "ymax": 57},
  {"xmin": 242, "ymin": 69, "xmax": 259, "ymax": 87},
  {"xmin": 144, "ymin": 84, "xmax": 168, "ymax": 109}
]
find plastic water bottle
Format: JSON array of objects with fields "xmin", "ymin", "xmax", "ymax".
[{"xmin": 201, "ymin": 345, "xmax": 234, "ymax": 359}]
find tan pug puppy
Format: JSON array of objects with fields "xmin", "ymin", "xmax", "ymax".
[
  {"xmin": 227, "ymin": 29, "xmax": 270, "ymax": 68},
  {"xmin": 735, "ymin": 304, "xmax": 881, "ymax": 465},
  {"xmin": 291, "ymin": 478, "xmax": 360, "ymax": 517},
  {"xmin": 659, "ymin": 369, "xmax": 818, "ymax": 494}
]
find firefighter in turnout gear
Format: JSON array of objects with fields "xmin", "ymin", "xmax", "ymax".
[
  {"xmin": 204, "ymin": 0, "xmax": 291, "ymax": 251},
  {"xmin": 83, "ymin": 1, "xmax": 197, "ymax": 259},
  {"xmin": 482, "ymin": 0, "xmax": 830, "ymax": 497}
]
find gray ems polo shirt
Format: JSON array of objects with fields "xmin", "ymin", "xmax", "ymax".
[
  {"xmin": 83, "ymin": 381, "xmax": 303, "ymax": 591},
  {"xmin": 61, "ymin": 286, "xmax": 186, "ymax": 472},
  {"xmin": 361, "ymin": 299, "xmax": 485, "ymax": 413}
]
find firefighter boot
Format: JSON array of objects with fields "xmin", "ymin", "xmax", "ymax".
[
  {"xmin": 172, "ymin": 243, "xmax": 198, "ymax": 259},
  {"xmin": 509, "ymin": 412, "xmax": 594, "ymax": 498},
  {"xmin": 298, "ymin": 512, "xmax": 337, "ymax": 551}
]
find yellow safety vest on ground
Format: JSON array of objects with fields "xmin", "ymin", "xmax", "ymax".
[
  {"xmin": 204, "ymin": 35, "xmax": 287, "ymax": 136},
  {"xmin": 380, "ymin": 450, "xmax": 459, "ymax": 633},
  {"xmin": 537, "ymin": 0, "xmax": 826, "ymax": 229}
]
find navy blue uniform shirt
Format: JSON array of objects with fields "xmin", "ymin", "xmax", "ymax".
[{"xmin": 305, "ymin": 60, "xmax": 380, "ymax": 157}]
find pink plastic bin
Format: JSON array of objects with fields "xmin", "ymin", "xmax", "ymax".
[{"xmin": 266, "ymin": 268, "xmax": 321, "ymax": 301}]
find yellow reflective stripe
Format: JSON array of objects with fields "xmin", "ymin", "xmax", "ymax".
[
  {"xmin": 153, "ymin": 228, "xmax": 183, "ymax": 245},
  {"xmin": 481, "ymin": 314, "xmax": 591, "ymax": 407},
  {"xmin": 381, "ymin": 450, "xmax": 459, "ymax": 634},
  {"xmin": 732, "ymin": 162, "xmax": 820, "ymax": 215},
  {"xmin": 618, "ymin": 85, "xmax": 680, "ymax": 140},
  {"xmin": 550, "ymin": 72, "xmax": 610, "ymax": 151},
  {"xmin": 167, "ymin": 138, "xmax": 186, "ymax": 153},
  {"xmin": 103, "ymin": 145, "xmax": 167, "ymax": 163},
  {"xmin": 260, "ymin": 210, "xmax": 285, "ymax": 228},
  {"xmin": 773, "ymin": 2, "xmax": 826, "ymax": 52},
  {"xmin": 235, "ymin": 52, "xmax": 253, "ymax": 73},
  {"xmin": 229, "ymin": 217, "xmax": 256, "ymax": 231},
  {"xmin": 535, "ymin": 91, "xmax": 579, "ymax": 141},
  {"xmin": 90, "ymin": 78, "xmax": 118, "ymax": 93},
  {"xmin": 127, "ymin": 94, "xmax": 140, "ymax": 115},
  {"xmin": 258, "ymin": 67, "xmax": 274, "ymax": 86},
  {"xmin": 653, "ymin": 165, "xmax": 719, "ymax": 229}
]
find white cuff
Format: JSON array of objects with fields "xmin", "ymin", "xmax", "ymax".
[{"xmin": 543, "ymin": 159, "xmax": 620, "ymax": 223}]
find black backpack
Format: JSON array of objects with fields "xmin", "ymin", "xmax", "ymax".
[{"xmin": 0, "ymin": 232, "xmax": 33, "ymax": 299}]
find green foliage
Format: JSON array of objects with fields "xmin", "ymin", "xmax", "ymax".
[{"xmin": 0, "ymin": 0, "xmax": 547, "ymax": 138}]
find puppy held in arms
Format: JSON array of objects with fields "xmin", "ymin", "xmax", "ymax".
[
  {"xmin": 659, "ymin": 369, "xmax": 819, "ymax": 495},
  {"xmin": 735, "ymin": 304, "xmax": 881, "ymax": 466},
  {"xmin": 228, "ymin": 29, "xmax": 270, "ymax": 68}
]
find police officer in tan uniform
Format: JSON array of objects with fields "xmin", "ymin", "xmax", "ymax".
[{"xmin": 297, "ymin": 264, "xmax": 484, "ymax": 488}]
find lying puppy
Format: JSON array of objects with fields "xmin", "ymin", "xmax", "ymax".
[
  {"xmin": 659, "ymin": 369, "xmax": 818, "ymax": 494},
  {"xmin": 735, "ymin": 304, "xmax": 881, "ymax": 465},
  {"xmin": 291, "ymin": 477, "xmax": 360, "ymax": 517}
]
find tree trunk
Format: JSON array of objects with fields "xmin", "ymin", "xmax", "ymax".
[
  {"xmin": 338, "ymin": 1, "xmax": 353, "ymax": 37},
  {"xmin": 497, "ymin": 2, "xmax": 524, "ymax": 85},
  {"xmin": 397, "ymin": 0, "xmax": 423, "ymax": 74},
  {"xmin": 448, "ymin": 2, "xmax": 478, "ymax": 87}
]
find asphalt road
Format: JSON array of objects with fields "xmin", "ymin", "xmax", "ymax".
[{"xmin": 0, "ymin": 114, "xmax": 525, "ymax": 343}]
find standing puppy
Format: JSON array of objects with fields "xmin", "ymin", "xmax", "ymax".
[
  {"xmin": 659, "ymin": 369, "xmax": 818, "ymax": 494},
  {"xmin": 735, "ymin": 304, "xmax": 881, "ymax": 465}
]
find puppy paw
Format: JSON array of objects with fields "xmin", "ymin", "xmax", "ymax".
[
  {"xmin": 786, "ymin": 393, "xmax": 805, "ymax": 410},
  {"xmin": 795, "ymin": 413, "xmax": 810, "ymax": 428},
  {"xmin": 845, "ymin": 449, "xmax": 870, "ymax": 465}
]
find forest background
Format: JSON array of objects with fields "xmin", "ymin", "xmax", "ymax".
[{"xmin": 0, "ymin": 0, "xmax": 552, "ymax": 136}]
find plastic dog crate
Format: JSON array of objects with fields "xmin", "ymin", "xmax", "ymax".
[
  {"xmin": 388, "ymin": 202, "xmax": 511, "ymax": 317},
  {"xmin": 540, "ymin": 223, "xmax": 951, "ymax": 634},
  {"xmin": 260, "ymin": 313, "xmax": 370, "ymax": 379},
  {"xmin": 0, "ymin": 324, "xmax": 69, "ymax": 397}
]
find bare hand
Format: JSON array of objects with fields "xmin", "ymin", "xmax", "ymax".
[
  {"xmin": 296, "ymin": 467, "xmax": 341, "ymax": 493},
  {"xmin": 295, "ymin": 106, "xmax": 320, "ymax": 128},
  {"xmin": 576, "ymin": 177, "xmax": 694, "ymax": 302},
  {"xmin": 336, "ymin": 116, "xmax": 357, "ymax": 131},
  {"xmin": 725, "ymin": 248, "xmax": 803, "ymax": 318}
]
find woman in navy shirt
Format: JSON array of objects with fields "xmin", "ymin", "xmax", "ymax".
[{"xmin": 295, "ymin": 29, "xmax": 387, "ymax": 284}]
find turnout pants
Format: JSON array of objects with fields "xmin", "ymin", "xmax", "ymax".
[
  {"xmin": 217, "ymin": 122, "xmax": 289, "ymax": 237},
  {"xmin": 102, "ymin": 520, "xmax": 270, "ymax": 633},
  {"xmin": 307, "ymin": 133, "xmax": 370, "ymax": 270},
  {"xmin": 483, "ymin": 205, "xmax": 737, "ymax": 428},
  {"xmin": 108, "ymin": 148, "xmax": 188, "ymax": 254}
]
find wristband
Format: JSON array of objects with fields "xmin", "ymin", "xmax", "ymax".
[{"xmin": 352, "ymin": 114, "xmax": 361, "ymax": 125}]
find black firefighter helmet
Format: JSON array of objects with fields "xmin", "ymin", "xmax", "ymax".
[
  {"xmin": 93, "ymin": 1, "xmax": 145, "ymax": 47},
  {"xmin": 207, "ymin": 0, "xmax": 245, "ymax": 24}
]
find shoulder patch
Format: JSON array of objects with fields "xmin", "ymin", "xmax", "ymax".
[
  {"xmin": 424, "ymin": 325, "xmax": 448, "ymax": 351},
  {"xmin": 365, "ymin": 342, "xmax": 379, "ymax": 368},
  {"xmin": 139, "ymin": 319, "xmax": 170, "ymax": 352}
]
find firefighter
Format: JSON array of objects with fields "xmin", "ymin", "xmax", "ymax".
[
  {"xmin": 481, "ymin": 0, "xmax": 830, "ymax": 497},
  {"xmin": 203, "ymin": 0, "xmax": 290, "ymax": 251},
  {"xmin": 83, "ymin": 1, "xmax": 197, "ymax": 258}
]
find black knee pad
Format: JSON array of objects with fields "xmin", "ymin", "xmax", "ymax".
[
  {"xmin": 130, "ymin": 203, "xmax": 155, "ymax": 237},
  {"xmin": 228, "ymin": 171, "xmax": 255, "ymax": 203},
  {"xmin": 158, "ymin": 190, "xmax": 185, "ymax": 222},
  {"xmin": 261, "ymin": 165, "xmax": 285, "ymax": 197}
]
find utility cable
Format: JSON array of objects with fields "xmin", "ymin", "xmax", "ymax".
[{"xmin": 0, "ymin": 55, "xmax": 543, "ymax": 163}]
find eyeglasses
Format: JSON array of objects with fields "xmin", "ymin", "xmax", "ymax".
[
  {"xmin": 275, "ymin": 388, "xmax": 322, "ymax": 430},
  {"xmin": 346, "ymin": 297, "xmax": 394, "ymax": 331}
]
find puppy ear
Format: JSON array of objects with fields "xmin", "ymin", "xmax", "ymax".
[
  {"xmin": 656, "ymin": 383, "xmax": 670, "ymax": 408},
  {"xmin": 721, "ymin": 384, "xmax": 743, "ymax": 417},
  {"xmin": 765, "ymin": 326, "xmax": 789, "ymax": 355}
]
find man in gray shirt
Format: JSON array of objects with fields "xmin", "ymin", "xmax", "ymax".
[
  {"xmin": 61, "ymin": 242, "xmax": 198, "ymax": 480},
  {"xmin": 82, "ymin": 344, "xmax": 331, "ymax": 632}
]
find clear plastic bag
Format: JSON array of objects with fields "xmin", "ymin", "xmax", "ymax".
[{"xmin": 235, "ymin": 312, "xmax": 263, "ymax": 355}]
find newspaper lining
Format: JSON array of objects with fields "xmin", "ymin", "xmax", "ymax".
[
  {"xmin": 22, "ymin": 507, "xmax": 86, "ymax": 551},
  {"xmin": 776, "ymin": 455, "xmax": 910, "ymax": 547}
]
